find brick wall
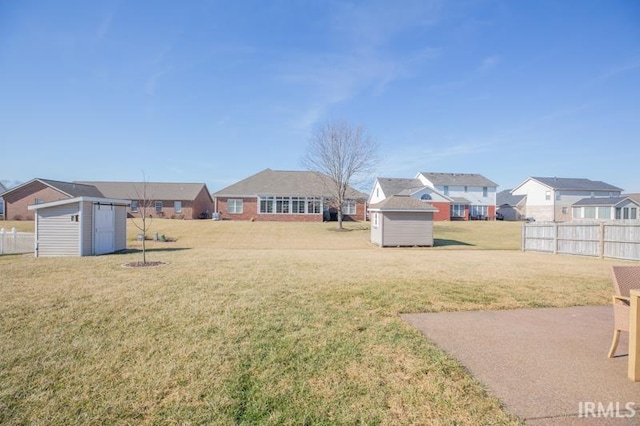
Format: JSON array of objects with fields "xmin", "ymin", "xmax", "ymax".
[{"xmin": 3, "ymin": 183, "xmax": 70, "ymax": 220}]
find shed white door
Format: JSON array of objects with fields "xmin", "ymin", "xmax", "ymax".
[{"xmin": 94, "ymin": 204, "xmax": 115, "ymax": 255}]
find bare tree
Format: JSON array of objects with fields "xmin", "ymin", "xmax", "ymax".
[
  {"xmin": 302, "ymin": 119, "xmax": 378, "ymax": 229},
  {"xmin": 131, "ymin": 173, "xmax": 154, "ymax": 264}
]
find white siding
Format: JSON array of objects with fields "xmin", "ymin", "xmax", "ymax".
[
  {"xmin": 380, "ymin": 212, "xmax": 434, "ymax": 247},
  {"xmin": 81, "ymin": 201, "xmax": 93, "ymax": 256},
  {"xmin": 114, "ymin": 205, "xmax": 127, "ymax": 251},
  {"xmin": 370, "ymin": 212, "xmax": 383, "ymax": 245},
  {"xmin": 36, "ymin": 203, "xmax": 80, "ymax": 257}
]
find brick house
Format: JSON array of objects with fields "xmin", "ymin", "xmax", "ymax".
[
  {"xmin": 1, "ymin": 179, "xmax": 104, "ymax": 220},
  {"xmin": 213, "ymin": 169, "xmax": 368, "ymax": 222},
  {"xmin": 2, "ymin": 178, "xmax": 214, "ymax": 221},
  {"xmin": 77, "ymin": 181, "xmax": 214, "ymax": 220},
  {"xmin": 369, "ymin": 172, "xmax": 498, "ymax": 221}
]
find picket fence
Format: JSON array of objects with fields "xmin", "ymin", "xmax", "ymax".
[
  {"xmin": 522, "ymin": 221, "xmax": 640, "ymax": 261},
  {"xmin": 0, "ymin": 227, "xmax": 35, "ymax": 255}
]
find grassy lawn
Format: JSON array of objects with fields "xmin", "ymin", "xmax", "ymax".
[{"xmin": 0, "ymin": 219, "xmax": 623, "ymax": 424}]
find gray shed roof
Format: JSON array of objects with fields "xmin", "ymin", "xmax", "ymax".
[
  {"xmin": 377, "ymin": 178, "xmax": 425, "ymax": 197},
  {"xmin": 497, "ymin": 189, "xmax": 526, "ymax": 206},
  {"xmin": 572, "ymin": 197, "xmax": 639, "ymax": 207},
  {"xmin": 77, "ymin": 181, "xmax": 212, "ymax": 202},
  {"xmin": 369, "ymin": 195, "xmax": 438, "ymax": 212},
  {"xmin": 419, "ymin": 172, "xmax": 498, "ymax": 187},
  {"xmin": 530, "ymin": 177, "xmax": 623, "ymax": 192},
  {"xmin": 213, "ymin": 169, "xmax": 368, "ymax": 199}
]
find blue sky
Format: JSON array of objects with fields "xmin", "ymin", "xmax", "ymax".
[{"xmin": 1, "ymin": 0, "xmax": 639, "ymax": 193}]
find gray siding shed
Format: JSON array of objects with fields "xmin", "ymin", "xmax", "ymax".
[
  {"xmin": 369, "ymin": 195, "xmax": 438, "ymax": 247},
  {"xmin": 29, "ymin": 197, "xmax": 129, "ymax": 257}
]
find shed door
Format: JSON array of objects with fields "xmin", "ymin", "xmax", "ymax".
[{"xmin": 94, "ymin": 204, "xmax": 115, "ymax": 255}]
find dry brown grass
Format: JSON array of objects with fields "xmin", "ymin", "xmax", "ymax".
[{"xmin": 0, "ymin": 219, "xmax": 625, "ymax": 424}]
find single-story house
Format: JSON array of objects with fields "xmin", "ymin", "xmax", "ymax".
[
  {"xmin": 213, "ymin": 168, "xmax": 368, "ymax": 222},
  {"xmin": 28, "ymin": 197, "xmax": 129, "ymax": 257},
  {"xmin": 77, "ymin": 181, "xmax": 214, "ymax": 220},
  {"xmin": 1, "ymin": 178, "xmax": 104, "ymax": 221},
  {"xmin": 369, "ymin": 172, "xmax": 498, "ymax": 221},
  {"xmin": 511, "ymin": 177, "xmax": 623, "ymax": 222},
  {"xmin": 571, "ymin": 196, "xmax": 640, "ymax": 221},
  {"xmin": 369, "ymin": 195, "xmax": 438, "ymax": 247},
  {"xmin": 496, "ymin": 190, "xmax": 526, "ymax": 221}
]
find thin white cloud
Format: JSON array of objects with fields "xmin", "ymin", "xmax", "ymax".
[
  {"xmin": 96, "ymin": 12, "xmax": 115, "ymax": 40},
  {"xmin": 479, "ymin": 55, "xmax": 500, "ymax": 71},
  {"xmin": 592, "ymin": 61, "xmax": 640, "ymax": 83}
]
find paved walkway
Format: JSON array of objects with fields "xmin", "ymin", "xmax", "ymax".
[{"xmin": 402, "ymin": 306, "xmax": 639, "ymax": 425}]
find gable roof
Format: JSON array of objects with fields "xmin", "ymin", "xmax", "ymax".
[
  {"xmin": 376, "ymin": 178, "xmax": 425, "ymax": 197},
  {"xmin": 497, "ymin": 189, "xmax": 526, "ymax": 206},
  {"xmin": 213, "ymin": 169, "xmax": 368, "ymax": 199},
  {"xmin": 419, "ymin": 172, "xmax": 498, "ymax": 187},
  {"xmin": 572, "ymin": 196, "xmax": 640, "ymax": 207},
  {"xmin": 527, "ymin": 177, "xmax": 623, "ymax": 192},
  {"xmin": 1, "ymin": 178, "xmax": 104, "ymax": 199},
  {"xmin": 369, "ymin": 195, "xmax": 438, "ymax": 212},
  {"xmin": 77, "ymin": 181, "xmax": 212, "ymax": 202},
  {"xmin": 0, "ymin": 182, "xmax": 6, "ymax": 194},
  {"xmin": 625, "ymin": 193, "xmax": 640, "ymax": 203}
]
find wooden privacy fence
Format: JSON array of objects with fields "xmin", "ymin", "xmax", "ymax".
[
  {"xmin": 0, "ymin": 227, "xmax": 34, "ymax": 255},
  {"xmin": 522, "ymin": 221, "xmax": 640, "ymax": 261}
]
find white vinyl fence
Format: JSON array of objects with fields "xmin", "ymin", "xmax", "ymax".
[
  {"xmin": 0, "ymin": 227, "xmax": 35, "ymax": 255},
  {"xmin": 522, "ymin": 221, "xmax": 640, "ymax": 261}
]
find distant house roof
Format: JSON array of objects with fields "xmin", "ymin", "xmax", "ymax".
[
  {"xmin": 497, "ymin": 189, "xmax": 526, "ymax": 206},
  {"xmin": 369, "ymin": 195, "xmax": 438, "ymax": 212},
  {"xmin": 77, "ymin": 181, "xmax": 212, "ymax": 202},
  {"xmin": 213, "ymin": 169, "xmax": 368, "ymax": 199},
  {"xmin": 2, "ymin": 178, "xmax": 104, "ymax": 199},
  {"xmin": 572, "ymin": 197, "xmax": 640, "ymax": 207},
  {"xmin": 626, "ymin": 193, "xmax": 640, "ymax": 203},
  {"xmin": 377, "ymin": 178, "xmax": 425, "ymax": 197},
  {"xmin": 419, "ymin": 172, "xmax": 498, "ymax": 187},
  {"xmin": 528, "ymin": 177, "xmax": 623, "ymax": 192}
]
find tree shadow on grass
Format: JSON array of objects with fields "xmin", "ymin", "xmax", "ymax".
[
  {"xmin": 116, "ymin": 247, "xmax": 191, "ymax": 254},
  {"xmin": 433, "ymin": 239, "xmax": 475, "ymax": 247}
]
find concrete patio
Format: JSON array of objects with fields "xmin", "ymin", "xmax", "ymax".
[{"xmin": 402, "ymin": 305, "xmax": 639, "ymax": 425}]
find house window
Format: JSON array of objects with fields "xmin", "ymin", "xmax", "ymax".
[
  {"xmin": 276, "ymin": 197, "xmax": 290, "ymax": 214},
  {"xmin": 291, "ymin": 197, "xmax": 305, "ymax": 214},
  {"xmin": 483, "ymin": 187, "xmax": 488, "ymax": 197},
  {"xmin": 451, "ymin": 204, "xmax": 465, "ymax": 218},
  {"xmin": 562, "ymin": 207, "xmax": 568, "ymax": 215},
  {"xmin": 584, "ymin": 207, "xmax": 596, "ymax": 219},
  {"xmin": 556, "ymin": 192, "xmax": 561, "ymax": 201},
  {"xmin": 598, "ymin": 207, "xmax": 611, "ymax": 219},
  {"xmin": 421, "ymin": 193, "xmax": 432, "ymax": 201},
  {"xmin": 631, "ymin": 208, "xmax": 638, "ymax": 220},
  {"xmin": 130, "ymin": 200, "xmax": 139, "ymax": 212},
  {"xmin": 470, "ymin": 205, "xmax": 488, "ymax": 218},
  {"xmin": 174, "ymin": 201, "xmax": 182, "ymax": 213},
  {"xmin": 34, "ymin": 198, "xmax": 44, "ymax": 204},
  {"xmin": 616, "ymin": 208, "xmax": 622, "ymax": 220},
  {"xmin": 464, "ymin": 186, "xmax": 468, "ymax": 192},
  {"xmin": 228, "ymin": 199, "xmax": 243, "ymax": 214},
  {"xmin": 443, "ymin": 186, "xmax": 449, "ymax": 196},
  {"xmin": 307, "ymin": 197, "xmax": 322, "ymax": 214},
  {"xmin": 545, "ymin": 191, "xmax": 551, "ymax": 201},
  {"xmin": 259, "ymin": 196, "xmax": 274, "ymax": 213},
  {"xmin": 342, "ymin": 200, "xmax": 356, "ymax": 215},
  {"xmin": 155, "ymin": 201, "xmax": 163, "ymax": 212},
  {"xmin": 573, "ymin": 207, "xmax": 581, "ymax": 219}
]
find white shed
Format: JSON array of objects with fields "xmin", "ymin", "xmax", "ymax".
[
  {"xmin": 28, "ymin": 197, "xmax": 130, "ymax": 257},
  {"xmin": 369, "ymin": 195, "xmax": 438, "ymax": 247}
]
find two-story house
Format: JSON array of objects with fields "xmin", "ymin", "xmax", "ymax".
[
  {"xmin": 369, "ymin": 172, "xmax": 498, "ymax": 221},
  {"xmin": 511, "ymin": 177, "xmax": 623, "ymax": 222}
]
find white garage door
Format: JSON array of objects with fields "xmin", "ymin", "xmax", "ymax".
[{"xmin": 94, "ymin": 204, "xmax": 115, "ymax": 255}]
